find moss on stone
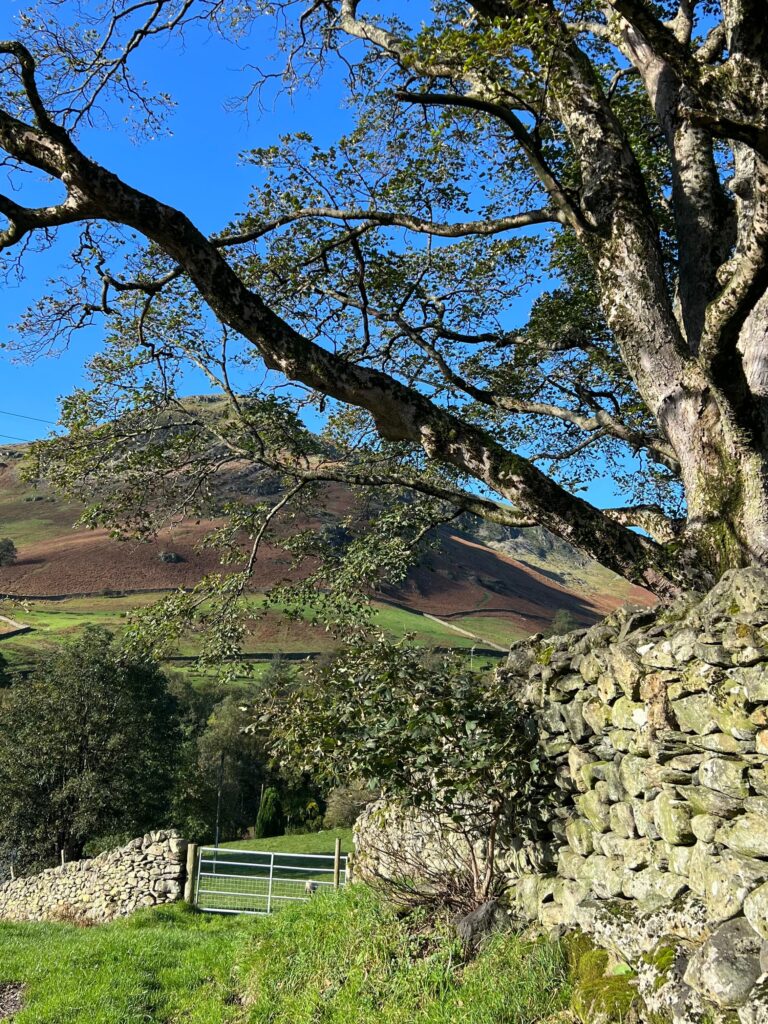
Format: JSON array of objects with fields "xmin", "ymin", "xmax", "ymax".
[
  {"xmin": 561, "ymin": 929, "xmax": 595, "ymax": 972},
  {"xmin": 562, "ymin": 930, "xmax": 641, "ymax": 1022},
  {"xmin": 570, "ymin": 974, "xmax": 640, "ymax": 1022},
  {"xmin": 537, "ymin": 645, "xmax": 554, "ymax": 666},
  {"xmin": 577, "ymin": 948, "xmax": 611, "ymax": 983},
  {"xmin": 642, "ymin": 943, "xmax": 676, "ymax": 992}
]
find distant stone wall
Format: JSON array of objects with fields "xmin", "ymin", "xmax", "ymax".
[
  {"xmin": 0, "ymin": 613, "xmax": 32, "ymax": 639},
  {"xmin": 0, "ymin": 831, "xmax": 187, "ymax": 923},
  {"xmin": 356, "ymin": 569, "xmax": 768, "ymax": 1023}
]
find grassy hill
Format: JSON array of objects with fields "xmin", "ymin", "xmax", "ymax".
[{"xmin": 0, "ymin": 427, "xmax": 652, "ymax": 678}]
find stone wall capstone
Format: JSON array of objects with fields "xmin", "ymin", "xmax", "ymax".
[
  {"xmin": 355, "ymin": 568, "xmax": 768, "ymax": 1023},
  {"xmin": 0, "ymin": 830, "xmax": 187, "ymax": 923}
]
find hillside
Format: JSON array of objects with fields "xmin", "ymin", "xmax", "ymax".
[{"xmin": 0, "ymin": 435, "xmax": 652, "ymax": 661}]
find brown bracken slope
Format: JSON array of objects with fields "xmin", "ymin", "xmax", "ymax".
[{"xmin": 0, "ymin": 442, "xmax": 652, "ymax": 636}]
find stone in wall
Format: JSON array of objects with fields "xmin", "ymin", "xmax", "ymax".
[
  {"xmin": 355, "ymin": 568, "xmax": 768, "ymax": 1023},
  {"xmin": 0, "ymin": 830, "xmax": 187, "ymax": 923}
]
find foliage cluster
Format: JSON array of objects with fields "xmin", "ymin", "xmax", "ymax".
[
  {"xmin": 254, "ymin": 786, "xmax": 285, "ymax": 839},
  {"xmin": 0, "ymin": 629, "xmax": 325, "ymax": 873},
  {"xmin": 0, "ymin": 538, "xmax": 17, "ymax": 567},
  {"xmin": 264, "ymin": 631, "xmax": 545, "ymax": 902},
  {"xmin": 0, "ymin": 626, "xmax": 179, "ymax": 872}
]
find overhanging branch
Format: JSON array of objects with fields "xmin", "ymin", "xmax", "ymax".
[{"xmin": 0, "ymin": 34, "xmax": 682, "ymax": 596}]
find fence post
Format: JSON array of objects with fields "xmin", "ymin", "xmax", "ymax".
[
  {"xmin": 184, "ymin": 843, "xmax": 198, "ymax": 904},
  {"xmin": 267, "ymin": 852, "xmax": 275, "ymax": 913},
  {"xmin": 333, "ymin": 837, "xmax": 341, "ymax": 890}
]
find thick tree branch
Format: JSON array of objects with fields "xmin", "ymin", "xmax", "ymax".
[
  {"xmin": 217, "ymin": 204, "xmax": 564, "ymax": 245},
  {"xmin": 0, "ymin": 193, "xmax": 92, "ymax": 249},
  {"xmin": 700, "ymin": 164, "xmax": 768, "ymax": 380},
  {"xmin": 297, "ymin": 466, "xmax": 538, "ymax": 529},
  {"xmin": 0, "ymin": 53, "xmax": 678, "ymax": 593},
  {"xmin": 604, "ymin": 505, "xmax": 684, "ymax": 545}
]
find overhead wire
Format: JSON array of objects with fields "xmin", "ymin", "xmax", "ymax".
[{"xmin": 0, "ymin": 408, "xmax": 56, "ymax": 425}]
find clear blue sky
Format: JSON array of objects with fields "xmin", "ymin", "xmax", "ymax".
[
  {"xmin": 0, "ymin": 3, "xmax": 629, "ymax": 510},
  {"xmin": 0, "ymin": 2, "xmax": 352, "ymax": 440}
]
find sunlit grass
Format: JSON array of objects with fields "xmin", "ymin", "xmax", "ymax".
[{"xmin": 0, "ymin": 888, "xmax": 570, "ymax": 1024}]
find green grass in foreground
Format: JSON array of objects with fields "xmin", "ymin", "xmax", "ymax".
[{"xmin": 0, "ymin": 888, "xmax": 571, "ymax": 1024}]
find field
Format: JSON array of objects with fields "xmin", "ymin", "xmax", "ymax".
[
  {"xmin": 0, "ymin": 593, "xmax": 510, "ymax": 687},
  {"xmin": 0, "ymin": 888, "xmax": 572, "ymax": 1024},
  {"xmin": 224, "ymin": 827, "xmax": 354, "ymax": 855}
]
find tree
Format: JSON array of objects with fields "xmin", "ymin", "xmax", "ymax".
[
  {"xmin": 254, "ymin": 786, "xmax": 285, "ymax": 839},
  {"xmin": 546, "ymin": 609, "xmax": 578, "ymax": 637},
  {"xmin": 0, "ymin": 539, "xmax": 17, "ymax": 567},
  {"xmin": 0, "ymin": 626, "xmax": 180, "ymax": 871},
  {"xmin": 1, "ymin": 2, "xmax": 767, "ymax": 600},
  {"xmin": 264, "ymin": 632, "xmax": 542, "ymax": 904},
  {"xmin": 171, "ymin": 688, "xmax": 274, "ymax": 844}
]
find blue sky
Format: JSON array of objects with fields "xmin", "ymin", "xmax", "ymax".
[
  {"xmin": 0, "ymin": 3, "xmax": 633, "ymax": 511},
  {"xmin": 0, "ymin": 3, "xmax": 353, "ymax": 440}
]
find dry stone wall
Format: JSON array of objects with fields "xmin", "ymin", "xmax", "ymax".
[
  {"xmin": 0, "ymin": 830, "xmax": 187, "ymax": 923},
  {"xmin": 355, "ymin": 568, "xmax": 768, "ymax": 1023}
]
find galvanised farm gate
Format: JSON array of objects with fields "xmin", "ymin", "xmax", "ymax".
[{"xmin": 192, "ymin": 840, "xmax": 347, "ymax": 915}]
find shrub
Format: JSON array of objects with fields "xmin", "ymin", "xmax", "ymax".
[
  {"xmin": 158, "ymin": 550, "xmax": 184, "ymax": 564},
  {"xmin": 546, "ymin": 608, "xmax": 578, "ymax": 636},
  {"xmin": 0, "ymin": 539, "xmax": 17, "ymax": 567},
  {"xmin": 264, "ymin": 631, "xmax": 545, "ymax": 908},
  {"xmin": 324, "ymin": 785, "xmax": 378, "ymax": 829}
]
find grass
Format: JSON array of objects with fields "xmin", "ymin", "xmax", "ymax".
[
  {"xmin": 0, "ymin": 888, "xmax": 571, "ymax": 1024},
  {"xmin": 224, "ymin": 828, "xmax": 354, "ymax": 855},
  {"xmin": 0, "ymin": 595, "xmax": 506, "ymax": 687},
  {"xmin": 242, "ymin": 888, "xmax": 571, "ymax": 1023},
  {"xmin": 0, "ymin": 903, "xmax": 249, "ymax": 1024},
  {"xmin": 447, "ymin": 614, "xmax": 528, "ymax": 648}
]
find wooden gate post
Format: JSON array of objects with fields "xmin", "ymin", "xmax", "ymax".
[
  {"xmin": 184, "ymin": 843, "xmax": 198, "ymax": 904},
  {"xmin": 333, "ymin": 837, "xmax": 341, "ymax": 889}
]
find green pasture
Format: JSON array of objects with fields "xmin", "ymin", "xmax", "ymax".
[
  {"xmin": 0, "ymin": 887, "xmax": 571, "ymax": 1024},
  {"xmin": 0, "ymin": 594, "xmax": 508, "ymax": 685},
  {"xmin": 224, "ymin": 827, "xmax": 354, "ymax": 855}
]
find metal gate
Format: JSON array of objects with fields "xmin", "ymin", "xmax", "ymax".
[{"xmin": 194, "ymin": 845, "xmax": 348, "ymax": 915}]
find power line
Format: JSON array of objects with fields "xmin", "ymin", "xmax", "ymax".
[
  {"xmin": 0, "ymin": 408, "xmax": 56, "ymax": 425},
  {"xmin": 0, "ymin": 433, "xmax": 33, "ymax": 443}
]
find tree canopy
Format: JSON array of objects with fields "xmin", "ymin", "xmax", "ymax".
[
  {"xmin": 0, "ymin": 626, "xmax": 180, "ymax": 871},
  {"xmin": 1, "ymin": 0, "xmax": 767, "ymax": 606}
]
